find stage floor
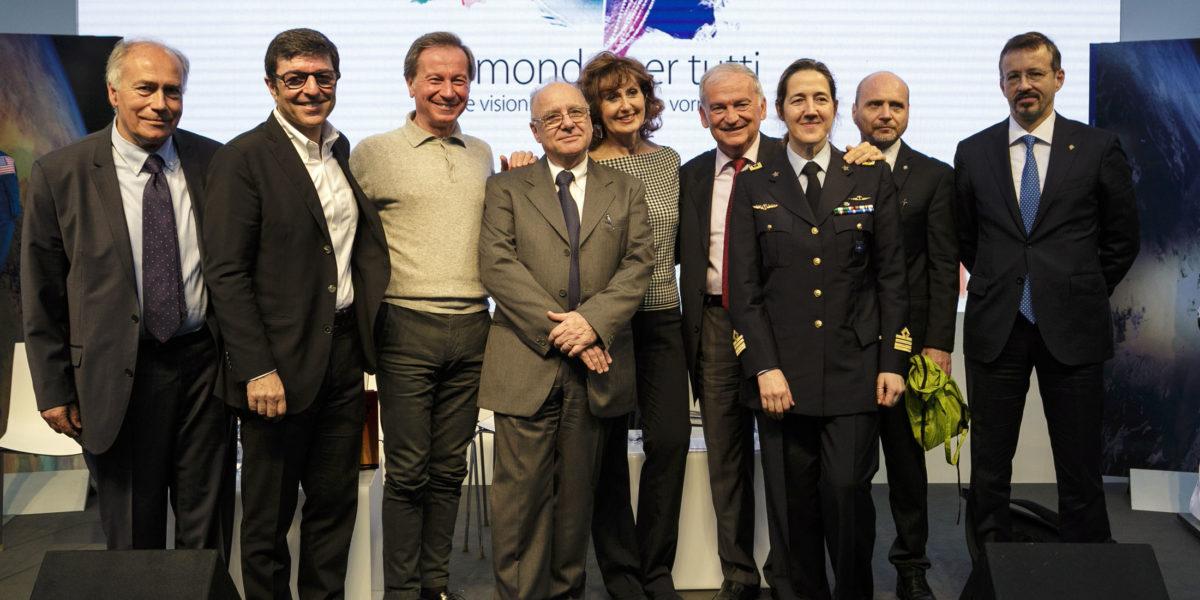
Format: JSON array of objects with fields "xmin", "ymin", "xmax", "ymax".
[{"xmin": 2, "ymin": 482, "xmax": 1197, "ymax": 599}]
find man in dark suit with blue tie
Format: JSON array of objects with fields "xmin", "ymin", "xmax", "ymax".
[{"xmin": 954, "ymin": 31, "xmax": 1140, "ymax": 565}]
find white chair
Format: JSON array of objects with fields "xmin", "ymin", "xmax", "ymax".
[
  {"xmin": 1, "ymin": 343, "xmax": 86, "ymax": 549},
  {"xmin": 0, "ymin": 343, "xmax": 83, "ymax": 455}
]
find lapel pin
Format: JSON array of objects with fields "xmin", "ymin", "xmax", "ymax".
[
  {"xmin": 771, "ymin": 171, "xmax": 779, "ymax": 178},
  {"xmin": 841, "ymin": 165, "xmax": 850, "ymax": 172},
  {"xmin": 1068, "ymin": 144, "xmax": 1075, "ymax": 150},
  {"xmin": 902, "ymin": 164, "xmax": 909, "ymax": 170}
]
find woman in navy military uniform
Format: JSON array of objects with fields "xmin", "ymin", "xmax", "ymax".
[{"xmin": 727, "ymin": 58, "xmax": 910, "ymax": 600}]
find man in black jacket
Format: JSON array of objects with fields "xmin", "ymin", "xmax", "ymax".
[{"xmin": 852, "ymin": 71, "xmax": 959, "ymax": 600}]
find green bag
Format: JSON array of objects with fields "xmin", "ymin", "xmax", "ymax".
[{"xmin": 904, "ymin": 354, "xmax": 969, "ymax": 465}]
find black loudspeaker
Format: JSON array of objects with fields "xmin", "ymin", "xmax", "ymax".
[
  {"xmin": 31, "ymin": 549, "xmax": 240, "ymax": 600},
  {"xmin": 985, "ymin": 542, "xmax": 1170, "ymax": 600}
]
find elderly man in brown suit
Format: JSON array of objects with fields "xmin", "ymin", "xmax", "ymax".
[{"xmin": 477, "ymin": 81, "xmax": 654, "ymax": 600}]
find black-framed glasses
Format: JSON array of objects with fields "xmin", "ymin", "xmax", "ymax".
[
  {"xmin": 273, "ymin": 70, "xmax": 340, "ymax": 90},
  {"xmin": 532, "ymin": 107, "xmax": 589, "ymax": 129}
]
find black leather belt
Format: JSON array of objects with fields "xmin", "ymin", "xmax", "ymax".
[
  {"xmin": 703, "ymin": 294, "xmax": 724, "ymax": 307},
  {"xmin": 334, "ymin": 306, "xmax": 356, "ymax": 330}
]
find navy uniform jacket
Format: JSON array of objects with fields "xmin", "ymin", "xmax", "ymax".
[{"xmin": 728, "ymin": 147, "xmax": 909, "ymax": 416}]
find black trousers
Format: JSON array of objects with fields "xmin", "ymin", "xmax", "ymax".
[
  {"xmin": 878, "ymin": 394, "xmax": 930, "ymax": 571},
  {"xmin": 238, "ymin": 322, "xmax": 366, "ymax": 600},
  {"xmin": 375, "ymin": 304, "xmax": 489, "ymax": 599},
  {"xmin": 591, "ymin": 308, "xmax": 692, "ymax": 599},
  {"xmin": 696, "ymin": 304, "xmax": 761, "ymax": 587},
  {"xmin": 83, "ymin": 328, "xmax": 235, "ymax": 558},
  {"xmin": 757, "ymin": 411, "xmax": 879, "ymax": 600},
  {"xmin": 966, "ymin": 317, "xmax": 1111, "ymax": 548}
]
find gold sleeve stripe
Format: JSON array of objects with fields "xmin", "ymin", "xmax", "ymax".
[
  {"xmin": 732, "ymin": 330, "xmax": 746, "ymax": 356},
  {"xmin": 894, "ymin": 327, "xmax": 913, "ymax": 353}
]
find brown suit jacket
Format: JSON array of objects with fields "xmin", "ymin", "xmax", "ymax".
[{"xmin": 477, "ymin": 157, "xmax": 653, "ymax": 418}]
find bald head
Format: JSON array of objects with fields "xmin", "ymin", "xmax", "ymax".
[
  {"xmin": 852, "ymin": 71, "xmax": 910, "ymax": 148},
  {"xmin": 529, "ymin": 82, "xmax": 593, "ymax": 168}
]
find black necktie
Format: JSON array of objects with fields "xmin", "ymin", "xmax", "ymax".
[
  {"xmin": 141, "ymin": 153, "xmax": 184, "ymax": 342},
  {"xmin": 556, "ymin": 169, "xmax": 581, "ymax": 310},
  {"xmin": 801, "ymin": 161, "xmax": 822, "ymax": 214}
]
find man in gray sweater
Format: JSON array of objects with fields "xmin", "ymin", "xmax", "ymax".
[{"xmin": 349, "ymin": 32, "xmax": 491, "ymax": 600}]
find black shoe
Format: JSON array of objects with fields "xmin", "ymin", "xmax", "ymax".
[
  {"xmin": 712, "ymin": 580, "xmax": 760, "ymax": 600},
  {"xmin": 420, "ymin": 590, "xmax": 465, "ymax": 600},
  {"xmin": 897, "ymin": 568, "xmax": 935, "ymax": 600}
]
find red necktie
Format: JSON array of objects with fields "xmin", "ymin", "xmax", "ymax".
[{"xmin": 720, "ymin": 157, "xmax": 749, "ymax": 310}]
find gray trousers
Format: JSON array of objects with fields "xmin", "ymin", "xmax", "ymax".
[{"xmin": 491, "ymin": 359, "xmax": 605, "ymax": 600}]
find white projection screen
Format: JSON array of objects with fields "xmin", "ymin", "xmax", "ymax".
[{"xmin": 79, "ymin": 0, "xmax": 1120, "ymax": 167}]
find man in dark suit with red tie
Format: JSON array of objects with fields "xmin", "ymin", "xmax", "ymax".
[
  {"xmin": 22, "ymin": 40, "xmax": 233, "ymax": 555},
  {"xmin": 202, "ymin": 28, "xmax": 389, "ymax": 599},
  {"xmin": 678, "ymin": 63, "xmax": 779, "ymax": 600},
  {"xmin": 955, "ymin": 32, "xmax": 1140, "ymax": 577},
  {"xmin": 852, "ymin": 71, "xmax": 958, "ymax": 600}
]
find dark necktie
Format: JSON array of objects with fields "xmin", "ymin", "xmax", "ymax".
[
  {"xmin": 801, "ymin": 161, "xmax": 822, "ymax": 214},
  {"xmin": 556, "ymin": 169, "xmax": 581, "ymax": 310},
  {"xmin": 1018, "ymin": 134, "xmax": 1040, "ymax": 323},
  {"xmin": 720, "ymin": 157, "xmax": 749, "ymax": 310},
  {"xmin": 141, "ymin": 154, "xmax": 184, "ymax": 342}
]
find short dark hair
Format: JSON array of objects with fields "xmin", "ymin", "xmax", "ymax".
[
  {"xmin": 775, "ymin": 58, "xmax": 836, "ymax": 113},
  {"xmin": 1000, "ymin": 31, "xmax": 1062, "ymax": 73},
  {"xmin": 404, "ymin": 31, "xmax": 476, "ymax": 82},
  {"xmin": 576, "ymin": 51, "xmax": 665, "ymax": 149},
  {"xmin": 264, "ymin": 28, "xmax": 340, "ymax": 79}
]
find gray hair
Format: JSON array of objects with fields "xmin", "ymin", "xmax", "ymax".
[
  {"xmin": 698, "ymin": 62, "xmax": 762, "ymax": 105},
  {"xmin": 105, "ymin": 39, "xmax": 190, "ymax": 91}
]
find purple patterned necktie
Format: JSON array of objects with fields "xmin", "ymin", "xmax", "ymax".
[{"xmin": 141, "ymin": 153, "xmax": 184, "ymax": 342}]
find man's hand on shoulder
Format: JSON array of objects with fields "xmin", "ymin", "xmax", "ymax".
[
  {"xmin": 547, "ymin": 310, "xmax": 598, "ymax": 355},
  {"xmin": 41, "ymin": 403, "xmax": 82, "ymax": 438},
  {"xmin": 247, "ymin": 372, "xmax": 287, "ymax": 420},
  {"xmin": 843, "ymin": 142, "xmax": 885, "ymax": 164},
  {"xmin": 499, "ymin": 151, "xmax": 538, "ymax": 171}
]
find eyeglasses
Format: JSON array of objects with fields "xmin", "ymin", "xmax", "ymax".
[
  {"xmin": 273, "ymin": 70, "xmax": 340, "ymax": 90},
  {"xmin": 532, "ymin": 107, "xmax": 589, "ymax": 130}
]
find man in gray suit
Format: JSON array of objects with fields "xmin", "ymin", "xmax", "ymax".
[
  {"xmin": 478, "ymin": 81, "xmax": 654, "ymax": 600},
  {"xmin": 22, "ymin": 40, "xmax": 233, "ymax": 554}
]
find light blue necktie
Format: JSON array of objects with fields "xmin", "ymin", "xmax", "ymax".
[{"xmin": 1018, "ymin": 134, "xmax": 1039, "ymax": 323}]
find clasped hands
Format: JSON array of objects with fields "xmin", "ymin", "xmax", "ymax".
[{"xmin": 548, "ymin": 310, "xmax": 612, "ymax": 373}]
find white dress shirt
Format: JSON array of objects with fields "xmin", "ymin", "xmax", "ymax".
[
  {"xmin": 273, "ymin": 109, "xmax": 358, "ymax": 311},
  {"xmin": 547, "ymin": 157, "xmax": 589, "ymax": 217},
  {"xmin": 706, "ymin": 134, "xmax": 763, "ymax": 295},
  {"xmin": 111, "ymin": 124, "xmax": 206, "ymax": 335},
  {"xmin": 786, "ymin": 139, "xmax": 832, "ymax": 191},
  {"xmin": 1008, "ymin": 112, "xmax": 1055, "ymax": 202}
]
